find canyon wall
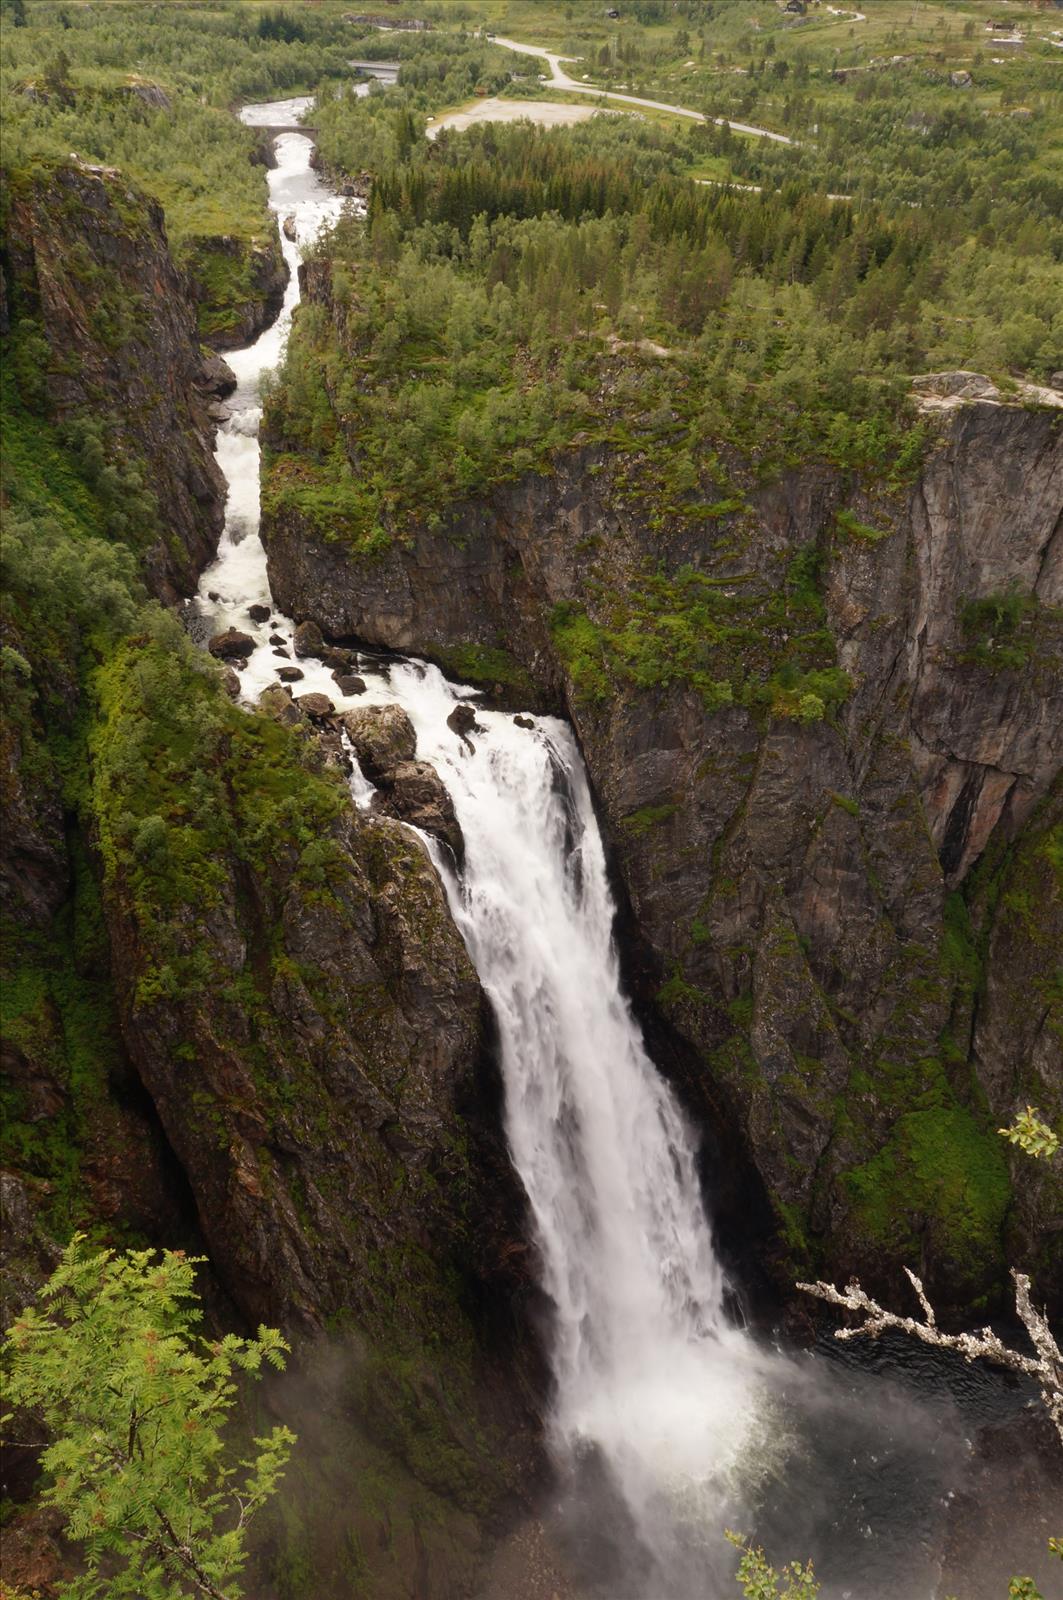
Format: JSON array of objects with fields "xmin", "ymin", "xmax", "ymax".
[
  {"xmin": 0, "ymin": 166, "xmax": 537, "ymax": 1599},
  {"xmin": 263, "ymin": 356, "xmax": 1063, "ymax": 1316}
]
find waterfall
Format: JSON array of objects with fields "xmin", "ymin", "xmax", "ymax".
[
  {"xmin": 194, "ymin": 108, "xmax": 768, "ymax": 1593},
  {"xmin": 192, "ymin": 103, "xmax": 970, "ymax": 1600},
  {"xmin": 365, "ymin": 665, "xmax": 775, "ymax": 1594}
]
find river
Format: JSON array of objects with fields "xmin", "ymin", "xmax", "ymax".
[{"xmin": 186, "ymin": 101, "xmax": 1047, "ymax": 1600}]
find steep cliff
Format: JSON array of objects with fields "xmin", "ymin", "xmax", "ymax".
[
  {"xmin": 1, "ymin": 159, "xmax": 227, "ymax": 602},
  {"xmin": 262, "ymin": 385, "xmax": 1063, "ymax": 1316},
  {"xmin": 1, "ymin": 163, "xmax": 537, "ymax": 1599}
]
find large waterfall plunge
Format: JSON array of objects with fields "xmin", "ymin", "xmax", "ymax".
[
  {"xmin": 190, "ymin": 104, "xmax": 996, "ymax": 1600},
  {"xmin": 379, "ymin": 666, "xmax": 774, "ymax": 1594},
  {"xmin": 194, "ymin": 105, "xmax": 770, "ymax": 1594}
]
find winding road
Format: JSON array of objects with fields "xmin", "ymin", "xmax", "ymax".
[{"xmin": 492, "ymin": 34, "xmax": 795, "ymax": 145}]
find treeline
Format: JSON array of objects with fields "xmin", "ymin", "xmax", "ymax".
[
  {"xmin": 723, "ymin": 83, "xmax": 1063, "ymax": 264},
  {"xmin": 265, "ymin": 112, "xmax": 1057, "ymax": 560},
  {"xmin": 0, "ymin": 2, "xmax": 361, "ymax": 335},
  {"xmin": 312, "ymin": 32, "xmax": 525, "ymax": 177},
  {"xmin": 368, "ymin": 119, "xmax": 1059, "ymax": 368},
  {"xmin": 0, "ymin": 2, "xmax": 357, "ymax": 106}
]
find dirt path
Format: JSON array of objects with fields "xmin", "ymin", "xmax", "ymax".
[{"xmin": 492, "ymin": 34, "xmax": 795, "ymax": 145}]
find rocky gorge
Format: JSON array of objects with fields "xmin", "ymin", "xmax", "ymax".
[
  {"xmin": 2, "ymin": 75, "xmax": 1062, "ymax": 1600},
  {"xmin": 0, "ymin": 154, "xmax": 540, "ymax": 1599}
]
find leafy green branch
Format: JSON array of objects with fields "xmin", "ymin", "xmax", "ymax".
[{"xmin": 2, "ymin": 1236, "xmax": 294, "ymax": 1600}]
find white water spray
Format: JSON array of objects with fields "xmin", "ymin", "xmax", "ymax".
[{"xmin": 381, "ymin": 668, "xmax": 776, "ymax": 1592}]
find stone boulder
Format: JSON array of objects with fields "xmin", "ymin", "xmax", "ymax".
[
  {"xmin": 320, "ymin": 645, "xmax": 358, "ymax": 672},
  {"xmin": 447, "ymin": 702, "xmax": 482, "ymax": 738},
  {"xmin": 208, "ymin": 627, "xmax": 255, "ymax": 660},
  {"xmin": 375, "ymin": 760, "xmax": 464, "ymax": 865},
  {"xmin": 257, "ymin": 685, "xmax": 302, "ymax": 727},
  {"xmin": 341, "ymin": 704, "xmax": 416, "ymax": 777},
  {"xmin": 293, "ymin": 619, "xmax": 325, "ymax": 658},
  {"xmin": 199, "ymin": 349, "xmax": 237, "ymax": 398},
  {"xmin": 295, "ymin": 693, "xmax": 335, "ymax": 722},
  {"xmin": 248, "ymin": 603, "xmax": 271, "ymax": 624},
  {"xmin": 333, "ymin": 673, "xmax": 367, "ymax": 696}
]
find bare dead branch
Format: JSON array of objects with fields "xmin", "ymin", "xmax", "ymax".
[{"xmin": 796, "ymin": 1267, "xmax": 1062, "ymax": 1450}]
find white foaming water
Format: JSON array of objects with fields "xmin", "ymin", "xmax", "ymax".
[
  {"xmin": 384, "ymin": 667, "xmax": 777, "ymax": 1593},
  {"xmin": 195, "ymin": 103, "xmax": 771, "ymax": 1592}
]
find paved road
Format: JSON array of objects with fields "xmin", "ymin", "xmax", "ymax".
[{"xmin": 492, "ymin": 34, "xmax": 795, "ymax": 145}]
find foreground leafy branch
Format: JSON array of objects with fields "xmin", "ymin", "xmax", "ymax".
[
  {"xmin": 726, "ymin": 1530, "xmax": 819, "ymax": 1599},
  {"xmin": 795, "ymin": 1267, "xmax": 1063, "ymax": 1450},
  {"xmin": 2, "ymin": 1236, "xmax": 295, "ymax": 1600}
]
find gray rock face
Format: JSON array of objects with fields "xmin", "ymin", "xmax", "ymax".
[
  {"xmin": 911, "ymin": 370, "xmax": 1000, "ymax": 401},
  {"xmin": 342, "ymin": 703, "xmax": 417, "ymax": 776},
  {"xmin": 293, "ymin": 618, "xmax": 325, "ymax": 658},
  {"xmin": 262, "ymin": 400, "xmax": 1063, "ymax": 1313}
]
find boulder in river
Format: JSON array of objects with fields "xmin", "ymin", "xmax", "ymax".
[
  {"xmin": 269, "ymin": 633, "xmax": 287, "ymax": 647},
  {"xmin": 514, "ymin": 715, "xmax": 535, "ymax": 730},
  {"xmin": 282, "ymin": 213, "xmax": 297, "ymax": 242},
  {"xmin": 341, "ymin": 704, "xmax": 416, "ymax": 776},
  {"xmin": 333, "ymin": 672, "xmax": 367, "ymax": 696},
  {"xmin": 199, "ymin": 349, "xmax": 237, "ymax": 399},
  {"xmin": 248, "ymin": 603, "xmax": 271, "ymax": 624},
  {"xmin": 277, "ymin": 666, "xmax": 304, "ymax": 683},
  {"xmin": 375, "ymin": 760, "xmax": 464, "ymax": 866},
  {"xmin": 293, "ymin": 619, "xmax": 325, "ymax": 658},
  {"xmin": 295, "ymin": 692, "xmax": 335, "ymax": 722},
  {"xmin": 320, "ymin": 645, "xmax": 358, "ymax": 671},
  {"xmin": 257, "ymin": 685, "xmax": 302, "ymax": 726},
  {"xmin": 447, "ymin": 702, "xmax": 483, "ymax": 751},
  {"xmin": 208, "ymin": 627, "xmax": 256, "ymax": 660}
]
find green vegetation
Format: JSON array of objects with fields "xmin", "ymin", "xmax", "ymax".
[
  {"xmin": 549, "ymin": 567, "xmax": 848, "ymax": 716},
  {"xmin": 269, "ymin": 41, "xmax": 1057, "ymax": 560},
  {"xmin": 727, "ymin": 1531, "xmax": 819, "ymax": 1600},
  {"xmin": 268, "ymin": 112, "xmax": 940, "ymax": 547},
  {"xmin": 2, "ymin": 1236, "xmax": 292, "ymax": 1600},
  {"xmin": 431, "ymin": 640, "xmax": 539, "ymax": 700},
  {"xmin": 0, "ymin": 3, "xmax": 356, "ymax": 336},
  {"xmin": 842, "ymin": 1103, "xmax": 1011, "ymax": 1273},
  {"xmin": 959, "ymin": 585, "xmax": 1062, "ymax": 674},
  {"xmin": 999, "ymin": 1106, "xmax": 1061, "ymax": 1162}
]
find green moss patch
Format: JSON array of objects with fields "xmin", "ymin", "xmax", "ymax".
[{"xmin": 841, "ymin": 1104, "xmax": 1010, "ymax": 1275}]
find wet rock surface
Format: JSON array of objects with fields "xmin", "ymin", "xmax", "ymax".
[
  {"xmin": 294, "ymin": 691, "xmax": 334, "ymax": 720},
  {"xmin": 208, "ymin": 626, "xmax": 256, "ymax": 660},
  {"xmin": 375, "ymin": 759, "xmax": 465, "ymax": 866}
]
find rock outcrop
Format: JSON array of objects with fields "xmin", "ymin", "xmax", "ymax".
[
  {"xmin": 1, "ymin": 161, "xmax": 227, "ymax": 601},
  {"xmin": 184, "ymin": 230, "xmax": 289, "ymax": 351},
  {"xmin": 262, "ymin": 395, "xmax": 1063, "ymax": 1314}
]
